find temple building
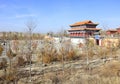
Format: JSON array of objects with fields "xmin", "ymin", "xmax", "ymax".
[
  {"xmin": 68, "ymin": 20, "xmax": 101, "ymax": 38},
  {"xmin": 106, "ymin": 30, "xmax": 117, "ymax": 35},
  {"xmin": 106, "ymin": 27, "xmax": 120, "ymax": 36}
]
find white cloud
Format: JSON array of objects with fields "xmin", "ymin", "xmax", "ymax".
[{"xmin": 15, "ymin": 14, "xmax": 36, "ymax": 18}]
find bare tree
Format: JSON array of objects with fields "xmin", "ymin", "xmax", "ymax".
[
  {"xmin": 26, "ymin": 19, "xmax": 37, "ymax": 83},
  {"xmin": 58, "ymin": 29, "xmax": 65, "ymax": 76}
]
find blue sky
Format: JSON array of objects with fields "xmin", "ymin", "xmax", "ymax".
[{"xmin": 0, "ymin": 0, "xmax": 120, "ymax": 33}]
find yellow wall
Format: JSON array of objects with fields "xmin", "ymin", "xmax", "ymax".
[
  {"xmin": 88, "ymin": 38, "xmax": 120, "ymax": 48},
  {"xmin": 101, "ymin": 38, "xmax": 119, "ymax": 48}
]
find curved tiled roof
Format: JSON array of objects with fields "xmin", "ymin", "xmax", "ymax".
[
  {"xmin": 70, "ymin": 20, "xmax": 98, "ymax": 27},
  {"xmin": 106, "ymin": 30, "xmax": 117, "ymax": 32}
]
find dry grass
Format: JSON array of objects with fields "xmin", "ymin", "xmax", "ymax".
[
  {"xmin": 1, "ymin": 37, "xmax": 120, "ymax": 83},
  {"xmin": 12, "ymin": 56, "xmax": 25, "ymax": 67},
  {"xmin": 21, "ymin": 66, "xmax": 120, "ymax": 84},
  {"xmin": 0, "ymin": 45, "xmax": 3, "ymax": 56},
  {"xmin": 94, "ymin": 47, "xmax": 110, "ymax": 59},
  {"xmin": 37, "ymin": 41, "xmax": 58, "ymax": 63},
  {"xmin": 87, "ymin": 48, "xmax": 95, "ymax": 59},
  {"xmin": 37, "ymin": 40, "xmax": 79, "ymax": 63},
  {"xmin": 66, "ymin": 75, "xmax": 120, "ymax": 84},
  {"xmin": 0, "ymin": 58, "xmax": 7, "ymax": 69},
  {"xmin": 0, "ymin": 67, "xmax": 18, "ymax": 83},
  {"xmin": 58, "ymin": 47, "xmax": 78, "ymax": 61},
  {"xmin": 99, "ymin": 60, "xmax": 120, "ymax": 77},
  {"xmin": 7, "ymin": 49, "xmax": 16, "ymax": 59}
]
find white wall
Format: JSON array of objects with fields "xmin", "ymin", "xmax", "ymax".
[
  {"xmin": 54, "ymin": 37, "xmax": 85, "ymax": 47},
  {"xmin": 70, "ymin": 38, "xmax": 85, "ymax": 44}
]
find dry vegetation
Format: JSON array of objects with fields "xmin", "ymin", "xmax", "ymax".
[
  {"xmin": 0, "ymin": 44, "xmax": 3, "ymax": 56},
  {"xmin": 16, "ymin": 60, "xmax": 120, "ymax": 84},
  {"xmin": 0, "ymin": 35, "xmax": 120, "ymax": 84},
  {"xmin": 37, "ymin": 40, "xmax": 79, "ymax": 64}
]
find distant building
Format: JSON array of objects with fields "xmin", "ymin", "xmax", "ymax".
[
  {"xmin": 68, "ymin": 20, "xmax": 101, "ymax": 38},
  {"xmin": 67, "ymin": 20, "xmax": 102, "ymax": 46},
  {"xmin": 106, "ymin": 30, "xmax": 117, "ymax": 35},
  {"xmin": 117, "ymin": 28, "xmax": 120, "ymax": 33},
  {"xmin": 106, "ymin": 27, "xmax": 120, "ymax": 36}
]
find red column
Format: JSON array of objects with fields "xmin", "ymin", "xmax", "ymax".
[
  {"xmin": 81, "ymin": 32, "xmax": 83, "ymax": 37},
  {"xmin": 80, "ymin": 32, "xmax": 82, "ymax": 37},
  {"xmin": 78, "ymin": 32, "xmax": 80, "ymax": 37},
  {"xmin": 70, "ymin": 33, "xmax": 72, "ymax": 37},
  {"xmin": 75, "ymin": 32, "xmax": 77, "ymax": 37},
  {"xmin": 71, "ymin": 33, "xmax": 73, "ymax": 36},
  {"xmin": 73, "ymin": 32, "xmax": 75, "ymax": 36},
  {"xmin": 77, "ymin": 32, "xmax": 79, "ymax": 36}
]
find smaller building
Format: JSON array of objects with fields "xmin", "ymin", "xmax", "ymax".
[
  {"xmin": 106, "ymin": 30, "xmax": 117, "ymax": 35},
  {"xmin": 106, "ymin": 27, "xmax": 120, "ymax": 36},
  {"xmin": 116, "ymin": 28, "xmax": 120, "ymax": 33}
]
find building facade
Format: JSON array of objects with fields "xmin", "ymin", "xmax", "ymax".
[
  {"xmin": 68, "ymin": 20, "xmax": 101, "ymax": 38},
  {"xmin": 67, "ymin": 20, "xmax": 102, "ymax": 46}
]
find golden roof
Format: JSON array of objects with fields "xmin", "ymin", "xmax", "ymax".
[{"xmin": 70, "ymin": 20, "xmax": 98, "ymax": 27}]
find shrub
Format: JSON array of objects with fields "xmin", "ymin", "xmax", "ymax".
[
  {"xmin": 0, "ymin": 45, "xmax": 3, "ymax": 56},
  {"xmin": 37, "ymin": 40, "xmax": 58, "ymax": 63},
  {"xmin": 96, "ymin": 47, "xmax": 110, "ymax": 59},
  {"xmin": 7, "ymin": 49, "xmax": 16, "ymax": 59},
  {"xmin": 67, "ymin": 48, "xmax": 77, "ymax": 60},
  {"xmin": 37, "ymin": 39, "xmax": 80, "ymax": 63},
  {"xmin": 58, "ymin": 41, "xmax": 79, "ymax": 61},
  {"xmin": 0, "ymin": 58, "xmax": 7, "ymax": 69},
  {"xmin": 43, "ymin": 55, "xmax": 51, "ymax": 63},
  {"xmin": 5, "ymin": 68, "xmax": 17, "ymax": 83},
  {"xmin": 87, "ymin": 49, "xmax": 95, "ymax": 59},
  {"xmin": 12, "ymin": 56, "xmax": 25, "ymax": 67}
]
